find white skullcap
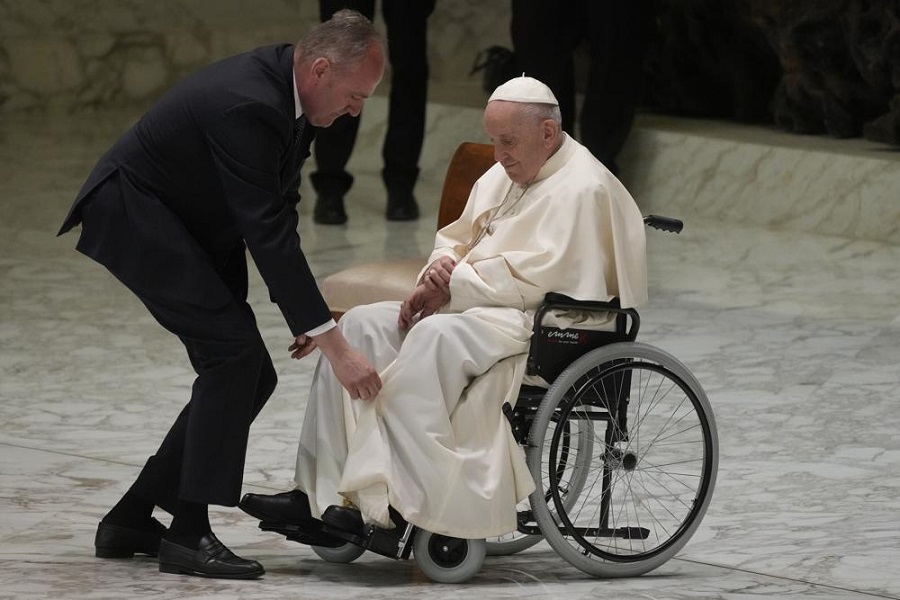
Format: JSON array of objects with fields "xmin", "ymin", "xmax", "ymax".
[{"xmin": 488, "ymin": 75, "xmax": 559, "ymax": 106}]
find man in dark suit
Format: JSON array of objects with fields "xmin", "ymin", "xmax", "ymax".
[{"xmin": 58, "ymin": 9, "xmax": 384, "ymax": 580}]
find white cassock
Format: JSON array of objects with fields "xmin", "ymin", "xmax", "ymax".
[{"xmin": 295, "ymin": 134, "xmax": 648, "ymax": 539}]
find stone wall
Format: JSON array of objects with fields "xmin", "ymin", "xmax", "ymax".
[
  {"xmin": 0, "ymin": 0, "xmax": 510, "ymax": 114},
  {"xmin": 644, "ymin": 0, "xmax": 900, "ymax": 146}
]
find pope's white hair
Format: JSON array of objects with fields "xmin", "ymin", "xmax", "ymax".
[{"xmin": 518, "ymin": 102, "xmax": 562, "ymax": 125}]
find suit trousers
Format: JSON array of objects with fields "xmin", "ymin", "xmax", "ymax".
[
  {"xmin": 311, "ymin": 0, "xmax": 435, "ymax": 198},
  {"xmin": 128, "ymin": 291, "xmax": 277, "ymax": 509},
  {"xmin": 80, "ymin": 193, "xmax": 277, "ymax": 509},
  {"xmin": 511, "ymin": 0, "xmax": 652, "ymax": 173}
]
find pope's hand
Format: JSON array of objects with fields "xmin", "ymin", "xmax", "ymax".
[
  {"xmin": 398, "ymin": 284, "xmax": 449, "ymax": 330},
  {"xmin": 422, "ymin": 256, "xmax": 456, "ymax": 293}
]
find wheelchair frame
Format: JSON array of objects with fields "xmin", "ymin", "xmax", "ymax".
[{"xmin": 263, "ymin": 215, "xmax": 719, "ymax": 583}]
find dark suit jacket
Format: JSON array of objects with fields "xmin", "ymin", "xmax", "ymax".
[{"xmin": 59, "ymin": 44, "xmax": 329, "ymax": 335}]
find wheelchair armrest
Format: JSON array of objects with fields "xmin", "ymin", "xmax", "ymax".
[
  {"xmin": 526, "ymin": 293, "xmax": 640, "ymax": 380},
  {"xmin": 535, "ymin": 293, "xmax": 641, "ymax": 340}
]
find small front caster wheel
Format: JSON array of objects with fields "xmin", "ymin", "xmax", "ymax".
[
  {"xmin": 413, "ymin": 530, "xmax": 486, "ymax": 583},
  {"xmin": 312, "ymin": 542, "xmax": 366, "ymax": 564}
]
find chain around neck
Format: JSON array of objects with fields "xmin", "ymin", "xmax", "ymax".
[{"xmin": 467, "ymin": 179, "xmax": 533, "ymax": 251}]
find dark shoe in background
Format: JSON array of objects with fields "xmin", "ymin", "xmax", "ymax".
[
  {"xmin": 158, "ymin": 532, "xmax": 264, "ymax": 579},
  {"xmin": 94, "ymin": 517, "xmax": 166, "ymax": 558},
  {"xmin": 385, "ymin": 193, "xmax": 420, "ymax": 221},
  {"xmin": 314, "ymin": 193, "xmax": 348, "ymax": 225}
]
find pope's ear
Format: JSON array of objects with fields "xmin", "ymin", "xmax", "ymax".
[{"xmin": 542, "ymin": 119, "xmax": 558, "ymax": 144}]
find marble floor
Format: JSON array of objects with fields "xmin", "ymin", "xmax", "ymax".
[{"xmin": 2, "ymin": 103, "xmax": 900, "ymax": 600}]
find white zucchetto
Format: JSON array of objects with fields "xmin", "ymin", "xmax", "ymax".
[{"xmin": 488, "ymin": 75, "xmax": 559, "ymax": 106}]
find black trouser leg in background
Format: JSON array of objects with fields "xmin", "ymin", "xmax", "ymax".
[
  {"xmin": 311, "ymin": 0, "xmax": 376, "ymax": 199},
  {"xmin": 312, "ymin": 0, "xmax": 433, "ymax": 200},
  {"xmin": 380, "ymin": 0, "xmax": 435, "ymax": 197},
  {"xmin": 580, "ymin": 0, "xmax": 653, "ymax": 174},
  {"xmin": 511, "ymin": 0, "xmax": 652, "ymax": 174},
  {"xmin": 510, "ymin": 0, "xmax": 579, "ymax": 134}
]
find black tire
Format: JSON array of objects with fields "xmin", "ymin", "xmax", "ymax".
[{"xmin": 527, "ymin": 342, "xmax": 718, "ymax": 577}]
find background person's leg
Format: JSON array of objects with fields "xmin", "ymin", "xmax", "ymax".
[
  {"xmin": 380, "ymin": 0, "xmax": 436, "ymax": 220},
  {"xmin": 510, "ymin": 0, "xmax": 580, "ymax": 134},
  {"xmin": 580, "ymin": 0, "xmax": 653, "ymax": 174},
  {"xmin": 310, "ymin": 0, "xmax": 377, "ymax": 224}
]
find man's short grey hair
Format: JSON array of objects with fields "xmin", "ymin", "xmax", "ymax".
[
  {"xmin": 519, "ymin": 102, "xmax": 563, "ymax": 126},
  {"xmin": 296, "ymin": 9, "xmax": 381, "ymax": 71}
]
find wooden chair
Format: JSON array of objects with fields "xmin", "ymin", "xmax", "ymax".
[{"xmin": 322, "ymin": 142, "xmax": 495, "ymax": 320}]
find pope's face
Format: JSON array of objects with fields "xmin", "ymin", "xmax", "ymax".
[
  {"xmin": 483, "ymin": 101, "xmax": 555, "ymax": 184},
  {"xmin": 298, "ymin": 43, "xmax": 384, "ymax": 128}
]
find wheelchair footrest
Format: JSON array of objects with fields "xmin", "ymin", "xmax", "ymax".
[
  {"xmin": 365, "ymin": 526, "xmax": 409, "ymax": 558},
  {"xmin": 258, "ymin": 520, "xmax": 346, "ymax": 547},
  {"xmin": 321, "ymin": 522, "xmax": 411, "ymax": 560}
]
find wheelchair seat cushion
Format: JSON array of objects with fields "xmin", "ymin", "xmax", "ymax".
[{"xmin": 322, "ymin": 258, "xmax": 424, "ymax": 315}]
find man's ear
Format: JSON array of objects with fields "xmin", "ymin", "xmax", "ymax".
[{"xmin": 311, "ymin": 57, "xmax": 330, "ymax": 80}]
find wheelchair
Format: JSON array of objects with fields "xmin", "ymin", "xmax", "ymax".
[{"xmin": 262, "ymin": 215, "xmax": 719, "ymax": 583}]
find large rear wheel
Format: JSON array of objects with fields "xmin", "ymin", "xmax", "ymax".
[{"xmin": 528, "ymin": 342, "xmax": 718, "ymax": 578}]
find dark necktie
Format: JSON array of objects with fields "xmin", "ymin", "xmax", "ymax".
[
  {"xmin": 283, "ymin": 116, "xmax": 311, "ymax": 190},
  {"xmin": 294, "ymin": 116, "xmax": 307, "ymax": 147}
]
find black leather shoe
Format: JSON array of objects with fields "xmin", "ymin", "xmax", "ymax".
[
  {"xmin": 322, "ymin": 505, "xmax": 365, "ymax": 535},
  {"xmin": 385, "ymin": 194, "xmax": 420, "ymax": 221},
  {"xmin": 314, "ymin": 194, "xmax": 348, "ymax": 225},
  {"xmin": 95, "ymin": 518, "xmax": 166, "ymax": 558},
  {"xmin": 158, "ymin": 532, "xmax": 264, "ymax": 579},
  {"xmin": 239, "ymin": 489, "xmax": 314, "ymax": 525}
]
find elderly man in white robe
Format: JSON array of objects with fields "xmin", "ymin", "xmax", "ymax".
[{"xmin": 239, "ymin": 76, "xmax": 648, "ymax": 540}]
